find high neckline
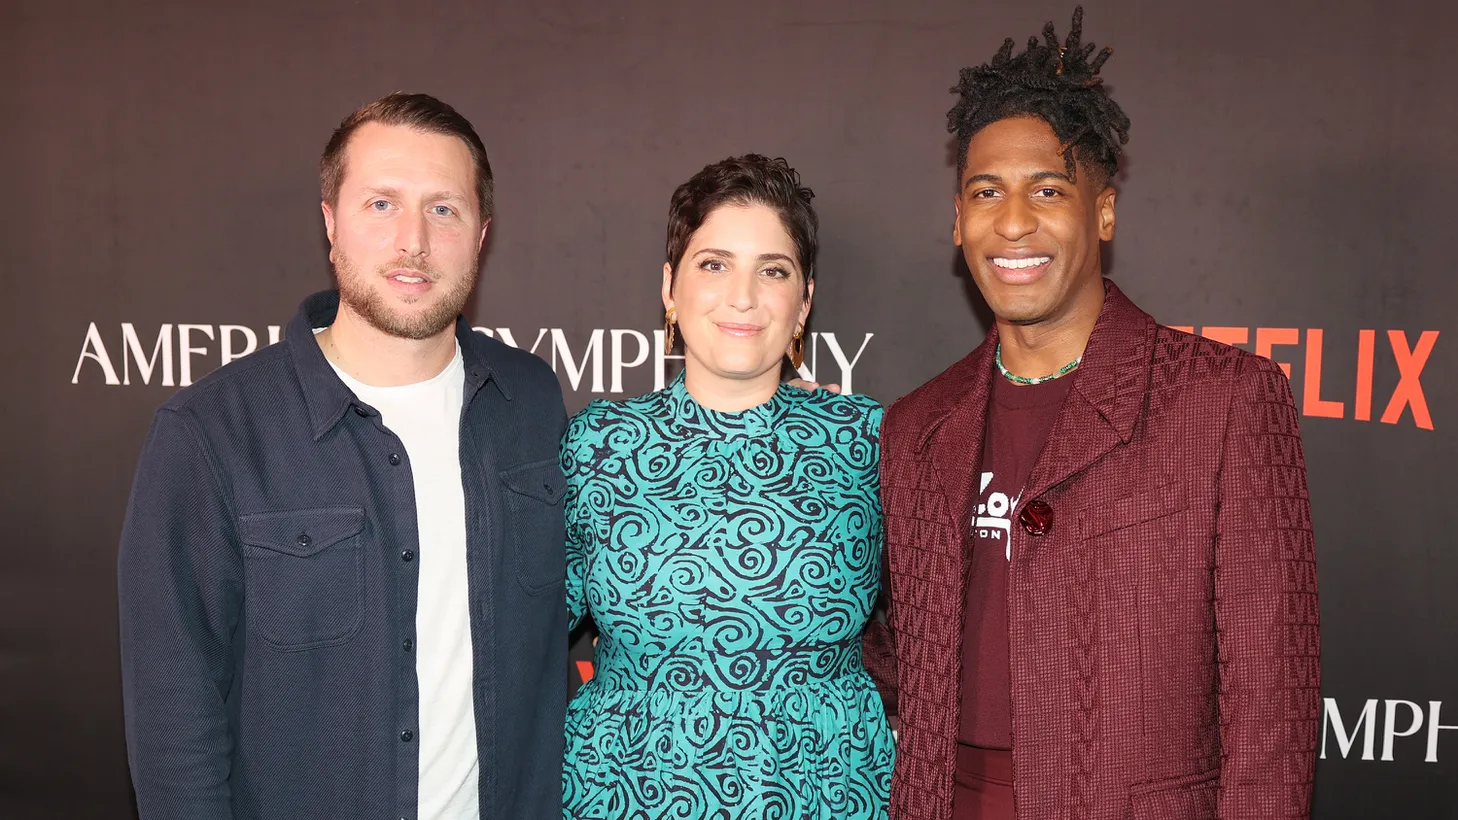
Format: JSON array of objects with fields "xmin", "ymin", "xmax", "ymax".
[{"xmin": 665, "ymin": 371, "xmax": 795, "ymax": 438}]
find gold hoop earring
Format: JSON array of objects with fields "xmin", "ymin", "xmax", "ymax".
[
  {"xmin": 664, "ymin": 308, "xmax": 676, "ymax": 351},
  {"xmin": 789, "ymin": 326, "xmax": 805, "ymax": 369}
]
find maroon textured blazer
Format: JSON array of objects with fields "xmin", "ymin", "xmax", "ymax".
[{"xmin": 866, "ymin": 281, "xmax": 1320, "ymax": 820}]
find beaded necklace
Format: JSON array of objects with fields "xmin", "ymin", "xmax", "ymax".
[{"xmin": 994, "ymin": 344, "xmax": 1081, "ymax": 386}]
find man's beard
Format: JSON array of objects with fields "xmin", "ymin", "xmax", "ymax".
[{"xmin": 333, "ymin": 249, "xmax": 478, "ymax": 341}]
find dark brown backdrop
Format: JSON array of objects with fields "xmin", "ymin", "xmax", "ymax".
[{"xmin": 3, "ymin": 0, "xmax": 1454, "ymax": 817}]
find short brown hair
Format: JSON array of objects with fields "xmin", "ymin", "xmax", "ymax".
[
  {"xmin": 320, "ymin": 92, "xmax": 494, "ymax": 220},
  {"xmin": 665, "ymin": 154, "xmax": 817, "ymax": 298}
]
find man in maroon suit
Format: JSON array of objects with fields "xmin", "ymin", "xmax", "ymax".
[{"xmin": 868, "ymin": 8, "xmax": 1321, "ymax": 819}]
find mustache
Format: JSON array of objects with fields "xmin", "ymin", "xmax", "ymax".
[{"xmin": 378, "ymin": 257, "xmax": 438, "ymax": 280}]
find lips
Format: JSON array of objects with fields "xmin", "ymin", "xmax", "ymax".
[
  {"xmin": 388, "ymin": 269, "xmax": 432, "ymax": 284},
  {"xmin": 714, "ymin": 322, "xmax": 765, "ymax": 337},
  {"xmin": 986, "ymin": 253, "xmax": 1053, "ymax": 284},
  {"xmin": 385, "ymin": 268, "xmax": 434, "ymax": 295}
]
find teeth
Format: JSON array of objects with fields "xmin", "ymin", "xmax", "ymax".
[
  {"xmin": 991, "ymin": 257, "xmax": 1051, "ymax": 270},
  {"xmin": 394, "ymin": 274, "xmax": 426, "ymax": 283}
]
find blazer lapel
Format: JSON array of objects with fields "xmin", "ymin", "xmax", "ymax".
[
  {"xmin": 921, "ymin": 335, "xmax": 999, "ymax": 555},
  {"xmin": 1022, "ymin": 281, "xmax": 1156, "ymax": 505},
  {"xmin": 1021, "ymin": 388, "xmax": 1123, "ymax": 509}
]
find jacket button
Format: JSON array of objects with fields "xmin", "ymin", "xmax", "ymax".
[
  {"xmin": 353, "ymin": 406, "xmax": 368, "ymax": 417},
  {"xmin": 400, "ymin": 730, "xmax": 413, "ymax": 742},
  {"xmin": 296, "ymin": 533, "xmax": 312, "ymax": 548},
  {"xmin": 1019, "ymin": 500, "xmax": 1054, "ymax": 536},
  {"xmin": 402, "ymin": 638, "xmax": 414, "ymax": 652},
  {"xmin": 401, "ymin": 550, "xmax": 414, "ymax": 562},
  {"xmin": 388, "ymin": 453, "xmax": 402, "ymax": 466}
]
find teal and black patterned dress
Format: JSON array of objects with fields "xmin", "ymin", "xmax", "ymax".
[{"xmin": 561, "ymin": 373, "xmax": 894, "ymax": 819}]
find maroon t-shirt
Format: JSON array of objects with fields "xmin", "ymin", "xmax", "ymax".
[{"xmin": 958, "ymin": 372, "xmax": 1073, "ymax": 750}]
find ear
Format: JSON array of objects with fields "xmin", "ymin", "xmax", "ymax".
[
  {"xmin": 952, "ymin": 193, "xmax": 964, "ymax": 247},
  {"xmin": 477, "ymin": 217, "xmax": 491, "ymax": 252},
  {"xmin": 661, "ymin": 262, "xmax": 675, "ymax": 312},
  {"xmin": 320, "ymin": 201, "xmax": 338, "ymax": 263},
  {"xmin": 1097, "ymin": 186, "xmax": 1117, "ymax": 242},
  {"xmin": 797, "ymin": 278, "xmax": 815, "ymax": 329}
]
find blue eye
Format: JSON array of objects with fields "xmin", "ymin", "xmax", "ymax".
[
  {"xmin": 432, "ymin": 205, "xmax": 454, "ymax": 216},
  {"xmin": 370, "ymin": 200, "xmax": 391, "ymax": 211}
]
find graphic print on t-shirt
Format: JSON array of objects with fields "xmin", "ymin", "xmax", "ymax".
[{"xmin": 972, "ymin": 471, "xmax": 1021, "ymax": 561}]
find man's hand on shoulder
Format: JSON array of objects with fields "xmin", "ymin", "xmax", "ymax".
[{"xmin": 785, "ymin": 379, "xmax": 842, "ymax": 394}]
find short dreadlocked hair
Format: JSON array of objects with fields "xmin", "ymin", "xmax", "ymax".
[{"xmin": 947, "ymin": 6, "xmax": 1130, "ymax": 187}]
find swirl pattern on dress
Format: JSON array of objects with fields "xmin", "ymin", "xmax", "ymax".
[{"xmin": 562, "ymin": 374, "xmax": 893, "ymax": 819}]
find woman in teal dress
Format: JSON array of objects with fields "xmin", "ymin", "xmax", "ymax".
[{"xmin": 561, "ymin": 154, "xmax": 894, "ymax": 818}]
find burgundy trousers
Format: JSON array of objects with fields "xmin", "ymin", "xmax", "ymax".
[{"xmin": 951, "ymin": 745, "xmax": 1015, "ymax": 820}]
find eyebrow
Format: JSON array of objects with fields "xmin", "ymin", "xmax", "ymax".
[
  {"xmin": 963, "ymin": 170, "xmax": 1075, "ymax": 189},
  {"xmin": 359, "ymin": 186, "xmax": 469, "ymax": 204},
  {"xmin": 694, "ymin": 248, "xmax": 799, "ymax": 267}
]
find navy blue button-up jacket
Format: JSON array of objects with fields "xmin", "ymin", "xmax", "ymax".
[{"xmin": 118, "ymin": 291, "xmax": 568, "ymax": 820}]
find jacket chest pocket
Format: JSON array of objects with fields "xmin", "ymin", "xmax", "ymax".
[
  {"xmin": 1128, "ymin": 768, "xmax": 1218, "ymax": 819},
  {"xmin": 500, "ymin": 460, "xmax": 567, "ymax": 595},
  {"xmin": 1076, "ymin": 479, "xmax": 1192, "ymax": 540},
  {"xmin": 239, "ymin": 507, "xmax": 365, "ymax": 650}
]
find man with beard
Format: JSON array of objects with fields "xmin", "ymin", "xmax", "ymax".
[
  {"xmin": 118, "ymin": 93, "xmax": 567, "ymax": 820},
  {"xmin": 871, "ymin": 9, "xmax": 1320, "ymax": 820}
]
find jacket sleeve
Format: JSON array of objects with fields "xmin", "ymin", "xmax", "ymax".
[
  {"xmin": 861, "ymin": 401, "xmax": 898, "ymax": 716},
  {"xmin": 1214, "ymin": 356, "xmax": 1320, "ymax": 819},
  {"xmin": 118, "ymin": 408, "xmax": 242, "ymax": 820},
  {"xmin": 861, "ymin": 544, "xmax": 899, "ymax": 717}
]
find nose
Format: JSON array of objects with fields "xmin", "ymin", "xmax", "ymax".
[
  {"xmin": 725, "ymin": 268, "xmax": 759, "ymax": 311},
  {"xmin": 396, "ymin": 208, "xmax": 430, "ymax": 259},
  {"xmin": 992, "ymin": 195, "xmax": 1036, "ymax": 243}
]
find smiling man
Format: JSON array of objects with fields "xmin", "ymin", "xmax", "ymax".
[
  {"xmin": 119, "ymin": 94, "xmax": 567, "ymax": 820},
  {"xmin": 872, "ymin": 9, "xmax": 1321, "ymax": 820}
]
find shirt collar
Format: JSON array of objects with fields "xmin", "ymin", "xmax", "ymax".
[{"xmin": 287, "ymin": 290, "xmax": 507, "ymax": 440}]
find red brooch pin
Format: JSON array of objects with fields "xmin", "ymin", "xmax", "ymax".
[{"xmin": 1019, "ymin": 499, "xmax": 1054, "ymax": 536}]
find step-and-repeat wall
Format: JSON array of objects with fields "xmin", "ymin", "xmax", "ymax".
[{"xmin": 4, "ymin": 0, "xmax": 1454, "ymax": 817}]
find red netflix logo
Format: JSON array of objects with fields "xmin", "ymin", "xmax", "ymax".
[
  {"xmin": 575, "ymin": 661, "xmax": 595, "ymax": 684},
  {"xmin": 1171, "ymin": 327, "xmax": 1439, "ymax": 430}
]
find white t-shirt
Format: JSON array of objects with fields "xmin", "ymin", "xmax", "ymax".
[{"xmin": 329, "ymin": 341, "xmax": 479, "ymax": 820}]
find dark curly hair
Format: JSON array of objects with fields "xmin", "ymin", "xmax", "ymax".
[
  {"xmin": 947, "ymin": 6, "xmax": 1130, "ymax": 186},
  {"xmin": 666, "ymin": 154, "xmax": 817, "ymax": 298}
]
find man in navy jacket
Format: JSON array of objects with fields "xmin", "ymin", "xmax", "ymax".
[{"xmin": 118, "ymin": 93, "xmax": 568, "ymax": 820}]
